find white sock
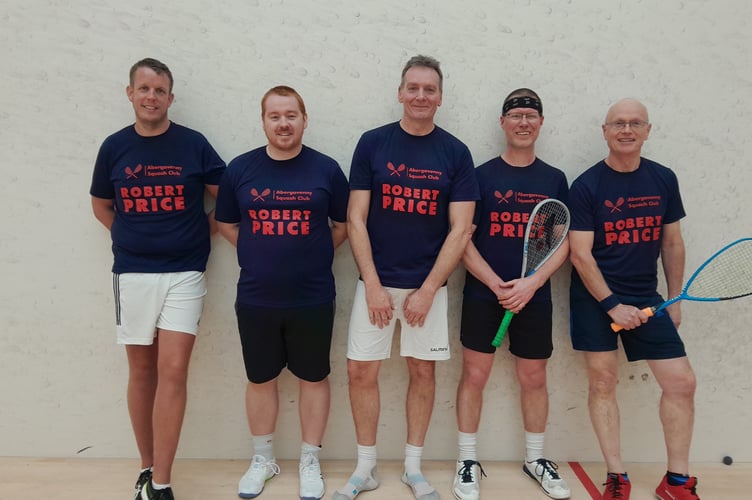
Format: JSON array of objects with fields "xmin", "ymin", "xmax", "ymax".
[
  {"xmin": 253, "ymin": 433, "xmax": 274, "ymax": 460},
  {"xmin": 354, "ymin": 444, "xmax": 377, "ymax": 477},
  {"xmin": 301, "ymin": 441, "xmax": 320, "ymax": 461},
  {"xmin": 404, "ymin": 443, "xmax": 423, "ymax": 476},
  {"xmin": 151, "ymin": 481, "xmax": 170, "ymax": 490},
  {"xmin": 458, "ymin": 431, "xmax": 478, "ymax": 462},
  {"xmin": 525, "ymin": 431, "xmax": 545, "ymax": 463}
]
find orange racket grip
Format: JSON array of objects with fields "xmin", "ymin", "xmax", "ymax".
[{"xmin": 610, "ymin": 306, "xmax": 655, "ymax": 332}]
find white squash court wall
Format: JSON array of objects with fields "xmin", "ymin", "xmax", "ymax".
[{"xmin": 1, "ymin": 0, "xmax": 750, "ymax": 463}]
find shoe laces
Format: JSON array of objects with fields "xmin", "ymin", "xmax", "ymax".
[
  {"xmin": 300, "ymin": 452, "xmax": 321, "ymax": 480},
  {"xmin": 457, "ymin": 460, "xmax": 487, "ymax": 484},
  {"xmin": 534, "ymin": 458, "xmax": 561, "ymax": 481},
  {"xmin": 604, "ymin": 474, "xmax": 626, "ymax": 498},
  {"xmin": 249, "ymin": 455, "xmax": 280, "ymax": 477}
]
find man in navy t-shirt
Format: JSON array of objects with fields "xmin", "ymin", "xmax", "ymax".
[
  {"xmin": 90, "ymin": 58, "xmax": 226, "ymax": 500},
  {"xmin": 215, "ymin": 86, "xmax": 348, "ymax": 500},
  {"xmin": 568, "ymin": 99, "xmax": 700, "ymax": 500},
  {"xmin": 453, "ymin": 89, "xmax": 571, "ymax": 500},
  {"xmin": 334, "ymin": 55, "xmax": 479, "ymax": 500}
]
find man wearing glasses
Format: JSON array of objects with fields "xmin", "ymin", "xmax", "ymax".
[
  {"xmin": 568, "ymin": 98, "xmax": 699, "ymax": 500},
  {"xmin": 452, "ymin": 88, "xmax": 571, "ymax": 500}
]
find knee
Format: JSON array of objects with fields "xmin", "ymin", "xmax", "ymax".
[
  {"xmin": 666, "ymin": 370, "xmax": 697, "ymax": 398},
  {"xmin": 408, "ymin": 359, "xmax": 435, "ymax": 383},
  {"xmin": 517, "ymin": 366, "xmax": 547, "ymax": 392},
  {"xmin": 347, "ymin": 361, "xmax": 377, "ymax": 387},
  {"xmin": 461, "ymin": 364, "xmax": 491, "ymax": 390},
  {"xmin": 588, "ymin": 370, "xmax": 618, "ymax": 397}
]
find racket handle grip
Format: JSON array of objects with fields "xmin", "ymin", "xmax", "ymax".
[
  {"xmin": 491, "ymin": 309, "xmax": 515, "ymax": 347},
  {"xmin": 610, "ymin": 306, "xmax": 656, "ymax": 332}
]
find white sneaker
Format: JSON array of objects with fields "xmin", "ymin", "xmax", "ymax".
[
  {"xmin": 238, "ymin": 455, "xmax": 280, "ymax": 498},
  {"xmin": 452, "ymin": 460, "xmax": 485, "ymax": 500},
  {"xmin": 523, "ymin": 459, "xmax": 570, "ymax": 499},
  {"xmin": 299, "ymin": 452, "xmax": 325, "ymax": 500}
]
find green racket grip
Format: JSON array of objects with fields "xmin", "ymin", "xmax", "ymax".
[
  {"xmin": 491, "ymin": 309, "xmax": 516, "ymax": 347},
  {"xmin": 610, "ymin": 306, "xmax": 656, "ymax": 332}
]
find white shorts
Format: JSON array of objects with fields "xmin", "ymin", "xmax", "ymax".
[
  {"xmin": 347, "ymin": 280, "xmax": 450, "ymax": 361},
  {"xmin": 113, "ymin": 271, "xmax": 207, "ymax": 345}
]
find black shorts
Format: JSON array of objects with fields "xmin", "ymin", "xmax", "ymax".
[
  {"xmin": 235, "ymin": 302, "xmax": 335, "ymax": 383},
  {"xmin": 460, "ymin": 297, "xmax": 553, "ymax": 359},
  {"xmin": 569, "ymin": 279, "xmax": 686, "ymax": 362}
]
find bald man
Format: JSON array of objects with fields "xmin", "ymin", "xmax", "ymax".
[{"xmin": 567, "ymin": 98, "xmax": 699, "ymax": 500}]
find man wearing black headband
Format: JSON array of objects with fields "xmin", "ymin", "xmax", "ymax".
[
  {"xmin": 453, "ymin": 88, "xmax": 571, "ymax": 500},
  {"xmin": 568, "ymin": 99, "xmax": 699, "ymax": 500}
]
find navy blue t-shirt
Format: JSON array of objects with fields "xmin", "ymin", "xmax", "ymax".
[
  {"xmin": 215, "ymin": 145, "xmax": 349, "ymax": 308},
  {"xmin": 464, "ymin": 156, "xmax": 569, "ymax": 303},
  {"xmin": 349, "ymin": 122, "xmax": 480, "ymax": 289},
  {"xmin": 568, "ymin": 158, "xmax": 686, "ymax": 296},
  {"xmin": 90, "ymin": 122, "xmax": 226, "ymax": 273}
]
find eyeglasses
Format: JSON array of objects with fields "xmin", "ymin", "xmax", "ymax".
[
  {"xmin": 504, "ymin": 112, "xmax": 541, "ymax": 123},
  {"xmin": 605, "ymin": 121, "xmax": 649, "ymax": 130}
]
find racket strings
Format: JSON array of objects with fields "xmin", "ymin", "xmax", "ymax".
[
  {"xmin": 685, "ymin": 239, "xmax": 752, "ymax": 299},
  {"xmin": 523, "ymin": 201, "xmax": 570, "ymax": 276}
]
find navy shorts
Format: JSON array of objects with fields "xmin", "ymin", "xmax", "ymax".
[
  {"xmin": 569, "ymin": 279, "xmax": 686, "ymax": 362},
  {"xmin": 235, "ymin": 302, "xmax": 335, "ymax": 383},
  {"xmin": 460, "ymin": 297, "xmax": 553, "ymax": 359}
]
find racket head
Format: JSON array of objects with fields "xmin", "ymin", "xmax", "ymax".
[
  {"xmin": 521, "ymin": 198, "xmax": 571, "ymax": 276},
  {"xmin": 681, "ymin": 237, "xmax": 752, "ymax": 302}
]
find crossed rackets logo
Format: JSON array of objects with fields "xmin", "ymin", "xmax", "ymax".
[
  {"xmin": 387, "ymin": 162, "xmax": 406, "ymax": 176},
  {"xmin": 604, "ymin": 197, "xmax": 625, "ymax": 213},
  {"xmin": 494, "ymin": 189, "xmax": 514, "ymax": 204},
  {"xmin": 125, "ymin": 164, "xmax": 143, "ymax": 179},
  {"xmin": 251, "ymin": 187, "xmax": 271, "ymax": 202}
]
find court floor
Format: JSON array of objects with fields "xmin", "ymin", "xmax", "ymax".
[{"xmin": 1, "ymin": 457, "xmax": 743, "ymax": 499}]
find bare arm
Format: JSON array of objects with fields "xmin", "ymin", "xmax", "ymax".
[
  {"xmin": 659, "ymin": 220, "xmax": 685, "ymax": 328},
  {"xmin": 331, "ymin": 220, "xmax": 348, "ymax": 249},
  {"xmin": 205, "ymin": 184, "xmax": 219, "ymax": 236},
  {"xmin": 347, "ymin": 189, "xmax": 394, "ymax": 327},
  {"xmin": 461, "ymin": 234, "xmax": 506, "ymax": 302},
  {"xmin": 91, "ymin": 196, "xmax": 115, "ymax": 231},
  {"xmin": 216, "ymin": 221, "xmax": 239, "ymax": 247},
  {"xmin": 569, "ymin": 230, "xmax": 647, "ymax": 330},
  {"xmin": 403, "ymin": 200, "xmax": 475, "ymax": 326}
]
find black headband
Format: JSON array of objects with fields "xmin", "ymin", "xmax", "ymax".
[{"xmin": 502, "ymin": 96, "xmax": 542, "ymax": 115}]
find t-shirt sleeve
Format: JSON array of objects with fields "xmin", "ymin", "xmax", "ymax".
[
  {"xmin": 214, "ymin": 165, "xmax": 241, "ymax": 224},
  {"xmin": 200, "ymin": 137, "xmax": 226, "ymax": 185},
  {"xmin": 568, "ymin": 178, "xmax": 596, "ymax": 232},
  {"xmin": 90, "ymin": 139, "xmax": 115, "ymax": 199},
  {"xmin": 450, "ymin": 146, "xmax": 480, "ymax": 202},
  {"xmin": 663, "ymin": 168, "xmax": 686, "ymax": 224},
  {"xmin": 348, "ymin": 134, "xmax": 373, "ymax": 190}
]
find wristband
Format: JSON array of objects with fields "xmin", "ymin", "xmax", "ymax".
[{"xmin": 598, "ymin": 293, "xmax": 620, "ymax": 313}]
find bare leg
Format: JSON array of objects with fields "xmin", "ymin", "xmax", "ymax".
[
  {"xmin": 246, "ymin": 378, "xmax": 279, "ymax": 437},
  {"xmin": 516, "ymin": 357, "xmax": 548, "ymax": 433},
  {"xmin": 151, "ymin": 329, "xmax": 195, "ymax": 484},
  {"xmin": 347, "ymin": 359, "xmax": 381, "ymax": 446},
  {"xmin": 456, "ymin": 348, "xmax": 494, "ymax": 433},
  {"xmin": 299, "ymin": 378, "xmax": 331, "ymax": 446},
  {"xmin": 126, "ymin": 342, "xmax": 158, "ymax": 470},
  {"xmin": 647, "ymin": 357, "xmax": 696, "ymax": 474},
  {"xmin": 405, "ymin": 358, "xmax": 435, "ymax": 446},
  {"xmin": 585, "ymin": 351, "xmax": 625, "ymax": 473}
]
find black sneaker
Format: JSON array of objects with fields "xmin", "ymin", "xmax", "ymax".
[
  {"xmin": 140, "ymin": 480, "xmax": 175, "ymax": 500},
  {"xmin": 134, "ymin": 469, "xmax": 152, "ymax": 499}
]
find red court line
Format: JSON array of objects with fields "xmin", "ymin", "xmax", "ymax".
[{"xmin": 569, "ymin": 461, "xmax": 600, "ymax": 499}]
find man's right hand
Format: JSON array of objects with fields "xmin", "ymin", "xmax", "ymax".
[{"xmin": 365, "ymin": 284, "xmax": 394, "ymax": 329}]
